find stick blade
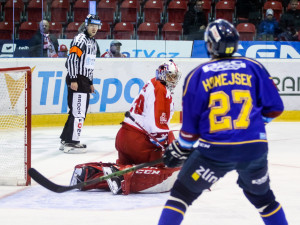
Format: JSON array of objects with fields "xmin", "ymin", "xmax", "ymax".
[{"xmin": 28, "ymin": 168, "xmax": 75, "ymax": 193}]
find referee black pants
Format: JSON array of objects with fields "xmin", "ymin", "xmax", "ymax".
[{"xmin": 60, "ymin": 87, "xmax": 90, "ymax": 144}]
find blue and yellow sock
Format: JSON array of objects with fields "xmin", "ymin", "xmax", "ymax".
[
  {"xmin": 158, "ymin": 197, "xmax": 188, "ymax": 225},
  {"xmin": 260, "ymin": 201, "xmax": 288, "ymax": 225}
]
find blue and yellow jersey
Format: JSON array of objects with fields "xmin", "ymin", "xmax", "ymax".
[{"xmin": 181, "ymin": 57, "xmax": 284, "ymax": 161}]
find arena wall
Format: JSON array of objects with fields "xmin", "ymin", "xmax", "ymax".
[{"xmin": 2, "ymin": 58, "xmax": 300, "ymax": 126}]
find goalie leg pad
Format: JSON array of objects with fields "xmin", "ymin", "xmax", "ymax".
[
  {"xmin": 102, "ymin": 165, "xmax": 125, "ymax": 195},
  {"xmin": 120, "ymin": 165, "xmax": 180, "ymax": 195},
  {"xmin": 70, "ymin": 162, "xmax": 115, "ymax": 190}
]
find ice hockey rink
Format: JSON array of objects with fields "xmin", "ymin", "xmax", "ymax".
[{"xmin": 0, "ymin": 122, "xmax": 299, "ymax": 225}]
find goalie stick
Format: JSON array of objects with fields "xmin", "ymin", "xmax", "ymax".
[
  {"xmin": 125, "ymin": 111, "xmax": 165, "ymax": 150},
  {"xmin": 28, "ymin": 158, "xmax": 163, "ymax": 193}
]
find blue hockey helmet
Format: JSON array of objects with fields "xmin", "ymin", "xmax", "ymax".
[
  {"xmin": 85, "ymin": 14, "xmax": 101, "ymax": 28},
  {"xmin": 204, "ymin": 19, "xmax": 239, "ymax": 57}
]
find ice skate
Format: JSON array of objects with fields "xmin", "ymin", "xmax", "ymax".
[
  {"xmin": 59, "ymin": 140, "xmax": 65, "ymax": 151},
  {"xmin": 59, "ymin": 141, "xmax": 87, "ymax": 154}
]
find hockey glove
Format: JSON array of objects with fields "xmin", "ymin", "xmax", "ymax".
[{"xmin": 163, "ymin": 140, "xmax": 191, "ymax": 168}]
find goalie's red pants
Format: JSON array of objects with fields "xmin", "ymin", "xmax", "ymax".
[
  {"xmin": 116, "ymin": 122, "xmax": 169, "ymax": 164},
  {"xmin": 115, "ymin": 122, "xmax": 180, "ymax": 194}
]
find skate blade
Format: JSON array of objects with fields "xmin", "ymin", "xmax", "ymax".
[{"xmin": 63, "ymin": 146, "xmax": 87, "ymax": 154}]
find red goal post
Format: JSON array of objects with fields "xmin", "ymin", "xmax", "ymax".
[{"xmin": 0, "ymin": 67, "xmax": 31, "ymax": 186}]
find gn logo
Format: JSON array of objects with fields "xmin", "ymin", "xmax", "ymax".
[{"xmin": 191, "ymin": 166, "xmax": 219, "ymax": 184}]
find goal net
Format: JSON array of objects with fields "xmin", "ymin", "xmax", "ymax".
[{"xmin": 0, "ymin": 67, "xmax": 31, "ymax": 186}]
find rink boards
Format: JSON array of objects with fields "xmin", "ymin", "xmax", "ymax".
[{"xmin": 1, "ymin": 58, "xmax": 299, "ymax": 126}]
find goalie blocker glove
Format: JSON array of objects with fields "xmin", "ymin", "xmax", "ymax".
[{"xmin": 163, "ymin": 140, "xmax": 191, "ymax": 168}]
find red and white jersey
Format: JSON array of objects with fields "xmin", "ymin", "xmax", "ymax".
[
  {"xmin": 124, "ymin": 78, "xmax": 174, "ymax": 135},
  {"xmin": 100, "ymin": 51, "xmax": 126, "ymax": 58}
]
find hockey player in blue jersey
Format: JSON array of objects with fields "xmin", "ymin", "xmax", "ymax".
[{"xmin": 158, "ymin": 19, "xmax": 288, "ymax": 225}]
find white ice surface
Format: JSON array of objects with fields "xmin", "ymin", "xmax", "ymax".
[{"xmin": 0, "ymin": 122, "xmax": 299, "ymax": 225}]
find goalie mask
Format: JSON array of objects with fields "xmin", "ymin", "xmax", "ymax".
[{"xmin": 156, "ymin": 59, "xmax": 181, "ymax": 91}]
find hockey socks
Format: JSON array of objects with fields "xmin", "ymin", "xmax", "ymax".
[
  {"xmin": 158, "ymin": 197, "xmax": 188, "ymax": 225},
  {"xmin": 260, "ymin": 201, "xmax": 288, "ymax": 225}
]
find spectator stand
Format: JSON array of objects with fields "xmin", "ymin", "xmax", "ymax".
[
  {"xmin": 113, "ymin": 21, "xmax": 135, "ymax": 39},
  {"xmin": 0, "ymin": 21, "xmax": 14, "ymax": 39},
  {"xmin": 162, "ymin": 22, "xmax": 183, "ymax": 40},
  {"xmin": 236, "ymin": 22, "xmax": 256, "ymax": 41},
  {"xmin": 263, "ymin": 1, "xmax": 283, "ymax": 21},
  {"xmin": 137, "ymin": 22, "xmax": 159, "ymax": 39},
  {"xmin": 19, "ymin": 21, "xmax": 39, "ymax": 39}
]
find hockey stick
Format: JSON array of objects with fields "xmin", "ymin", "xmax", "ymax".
[
  {"xmin": 28, "ymin": 158, "xmax": 163, "ymax": 193},
  {"xmin": 124, "ymin": 111, "xmax": 165, "ymax": 150}
]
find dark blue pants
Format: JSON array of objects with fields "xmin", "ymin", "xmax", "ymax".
[{"xmin": 176, "ymin": 150, "xmax": 270, "ymax": 200}]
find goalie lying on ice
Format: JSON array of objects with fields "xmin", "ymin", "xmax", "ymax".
[
  {"xmin": 70, "ymin": 59, "xmax": 182, "ymax": 195},
  {"xmin": 70, "ymin": 161, "xmax": 179, "ymax": 195}
]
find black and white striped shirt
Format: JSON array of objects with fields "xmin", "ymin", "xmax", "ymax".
[{"xmin": 66, "ymin": 32, "xmax": 98, "ymax": 84}]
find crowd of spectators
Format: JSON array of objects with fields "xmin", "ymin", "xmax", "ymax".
[
  {"xmin": 0, "ymin": 0, "xmax": 299, "ymax": 41},
  {"xmin": 278, "ymin": 0, "xmax": 300, "ymax": 40},
  {"xmin": 182, "ymin": 0, "xmax": 300, "ymax": 41}
]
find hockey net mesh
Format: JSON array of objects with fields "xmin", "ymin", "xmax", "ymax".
[{"xmin": 0, "ymin": 67, "xmax": 31, "ymax": 186}]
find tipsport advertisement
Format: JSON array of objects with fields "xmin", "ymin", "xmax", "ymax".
[{"xmin": 1, "ymin": 58, "xmax": 300, "ymax": 115}]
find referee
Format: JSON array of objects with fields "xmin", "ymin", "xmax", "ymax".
[{"xmin": 59, "ymin": 14, "xmax": 101, "ymax": 153}]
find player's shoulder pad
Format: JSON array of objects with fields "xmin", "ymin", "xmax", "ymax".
[
  {"xmin": 193, "ymin": 58, "xmax": 233, "ymax": 74},
  {"xmin": 182, "ymin": 63, "xmax": 207, "ymax": 96},
  {"xmin": 231, "ymin": 56, "xmax": 265, "ymax": 69},
  {"xmin": 139, "ymin": 78, "xmax": 154, "ymax": 93},
  {"xmin": 231, "ymin": 57, "xmax": 272, "ymax": 79},
  {"xmin": 150, "ymin": 77, "xmax": 164, "ymax": 90}
]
